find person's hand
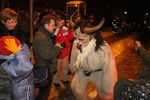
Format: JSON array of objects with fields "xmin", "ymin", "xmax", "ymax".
[
  {"xmin": 55, "ymin": 42, "xmax": 63, "ymax": 49},
  {"xmin": 62, "ymin": 26, "xmax": 68, "ymax": 31},
  {"xmin": 4, "ymin": 38, "xmax": 20, "ymax": 53},
  {"xmin": 135, "ymin": 40, "xmax": 141, "ymax": 50},
  {"xmin": 55, "ymin": 41, "xmax": 66, "ymax": 49},
  {"xmin": 135, "ymin": 41, "xmax": 141, "ymax": 47}
]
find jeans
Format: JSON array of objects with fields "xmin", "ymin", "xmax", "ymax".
[{"xmin": 35, "ymin": 71, "xmax": 53, "ymax": 100}]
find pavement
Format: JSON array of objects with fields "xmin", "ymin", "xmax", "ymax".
[{"xmin": 35, "ymin": 27, "xmax": 141, "ymax": 100}]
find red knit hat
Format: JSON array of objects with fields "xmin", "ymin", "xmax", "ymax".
[{"xmin": 0, "ymin": 36, "xmax": 21, "ymax": 56}]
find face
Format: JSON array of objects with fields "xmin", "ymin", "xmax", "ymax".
[
  {"xmin": 77, "ymin": 16, "xmax": 81, "ymax": 20},
  {"xmin": 78, "ymin": 33, "xmax": 91, "ymax": 46},
  {"xmin": 46, "ymin": 19, "xmax": 56, "ymax": 33},
  {"xmin": 2, "ymin": 18, "xmax": 18, "ymax": 30},
  {"xmin": 57, "ymin": 19, "xmax": 65, "ymax": 27}
]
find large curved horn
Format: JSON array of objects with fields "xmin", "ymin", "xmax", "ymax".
[
  {"xmin": 69, "ymin": 10, "xmax": 77, "ymax": 27},
  {"xmin": 84, "ymin": 17, "xmax": 105, "ymax": 33}
]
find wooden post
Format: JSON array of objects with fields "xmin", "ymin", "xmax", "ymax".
[
  {"xmin": 84, "ymin": 5, "xmax": 86, "ymax": 15},
  {"xmin": 66, "ymin": 4, "xmax": 68, "ymax": 13},
  {"xmin": 77, "ymin": 4, "xmax": 79, "ymax": 15},
  {"xmin": 29, "ymin": 0, "xmax": 33, "ymax": 43}
]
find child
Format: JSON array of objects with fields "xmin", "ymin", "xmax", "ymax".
[{"xmin": 0, "ymin": 36, "xmax": 34, "ymax": 100}]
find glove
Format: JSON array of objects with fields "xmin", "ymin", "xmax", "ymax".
[
  {"xmin": 60, "ymin": 41, "xmax": 66, "ymax": 48},
  {"xmin": 4, "ymin": 38, "xmax": 20, "ymax": 53}
]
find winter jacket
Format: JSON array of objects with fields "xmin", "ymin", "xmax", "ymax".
[
  {"xmin": 32, "ymin": 26, "xmax": 61, "ymax": 73},
  {"xmin": 0, "ymin": 44, "xmax": 34, "ymax": 100},
  {"xmin": 0, "ymin": 22, "xmax": 28, "ymax": 44},
  {"xmin": 54, "ymin": 27, "xmax": 74, "ymax": 59},
  {"xmin": 114, "ymin": 79, "xmax": 150, "ymax": 100},
  {"xmin": 0, "ymin": 66, "xmax": 13, "ymax": 100}
]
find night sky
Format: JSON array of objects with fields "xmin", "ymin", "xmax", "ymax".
[
  {"xmin": 8, "ymin": 0, "xmax": 150, "ymax": 25},
  {"xmin": 9, "ymin": 0, "xmax": 150, "ymax": 15}
]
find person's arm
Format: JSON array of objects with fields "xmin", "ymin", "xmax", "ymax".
[
  {"xmin": 135, "ymin": 41, "xmax": 150, "ymax": 62},
  {"xmin": 68, "ymin": 29, "xmax": 74, "ymax": 40},
  {"xmin": 138, "ymin": 46, "xmax": 150, "ymax": 62},
  {"xmin": 135, "ymin": 41, "xmax": 142, "ymax": 50}
]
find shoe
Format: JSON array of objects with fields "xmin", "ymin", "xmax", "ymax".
[
  {"xmin": 62, "ymin": 80, "xmax": 69, "ymax": 86},
  {"xmin": 54, "ymin": 83, "xmax": 60, "ymax": 87}
]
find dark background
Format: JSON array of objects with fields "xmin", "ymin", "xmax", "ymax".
[
  {"xmin": 7, "ymin": 0, "xmax": 150, "ymax": 14},
  {"xmin": 1, "ymin": 0, "xmax": 150, "ymax": 25}
]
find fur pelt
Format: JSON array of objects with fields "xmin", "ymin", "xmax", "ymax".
[{"xmin": 70, "ymin": 37, "xmax": 118, "ymax": 99}]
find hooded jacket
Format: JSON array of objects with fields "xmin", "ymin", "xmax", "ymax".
[{"xmin": 0, "ymin": 44, "xmax": 34, "ymax": 100}]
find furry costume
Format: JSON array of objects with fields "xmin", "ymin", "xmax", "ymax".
[{"xmin": 70, "ymin": 37, "xmax": 118, "ymax": 99}]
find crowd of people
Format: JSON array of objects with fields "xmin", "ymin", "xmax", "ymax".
[{"xmin": 0, "ymin": 7, "xmax": 150, "ymax": 100}]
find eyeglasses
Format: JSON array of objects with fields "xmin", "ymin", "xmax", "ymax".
[{"xmin": 5, "ymin": 18, "xmax": 18, "ymax": 24}]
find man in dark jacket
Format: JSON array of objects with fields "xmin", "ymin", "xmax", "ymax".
[{"xmin": 32, "ymin": 15, "xmax": 63, "ymax": 100}]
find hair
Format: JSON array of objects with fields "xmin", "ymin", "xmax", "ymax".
[
  {"xmin": 75, "ymin": 19, "xmax": 104, "ymax": 51},
  {"xmin": 40, "ymin": 15, "xmax": 56, "ymax": 26},
  {"xmin": 94, "ymin": 30, "xmax": 104, "ymax": 51},
  {"xmin": 0, "ymin": 8, "xmax": 18, "ymax": 22}
]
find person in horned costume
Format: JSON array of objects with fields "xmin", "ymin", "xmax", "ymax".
[{"xmin": 69, "ymin": 17, "xmax": 118, "ymax": 100}]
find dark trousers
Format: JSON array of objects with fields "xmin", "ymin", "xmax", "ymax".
[
  {"xmin": 114, "ymin": 79, "xmax": 129, "ymax": 100},
  {"xmin": 35, "ymin": 73, "xmax": 53, "ymax": 100}
]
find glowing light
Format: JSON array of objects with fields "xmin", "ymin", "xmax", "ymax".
[
  {"xmin": 124, "ymin": 11, "xmax": 127, "ymax": 15},
  {"xmin": 145, "ymin": 12, "xmax": 149, "ymax": 16}
]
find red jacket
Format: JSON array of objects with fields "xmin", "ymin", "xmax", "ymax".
[{"xmin": 55, "ymin": 28, "xmax": 74, "ymax": 59}]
